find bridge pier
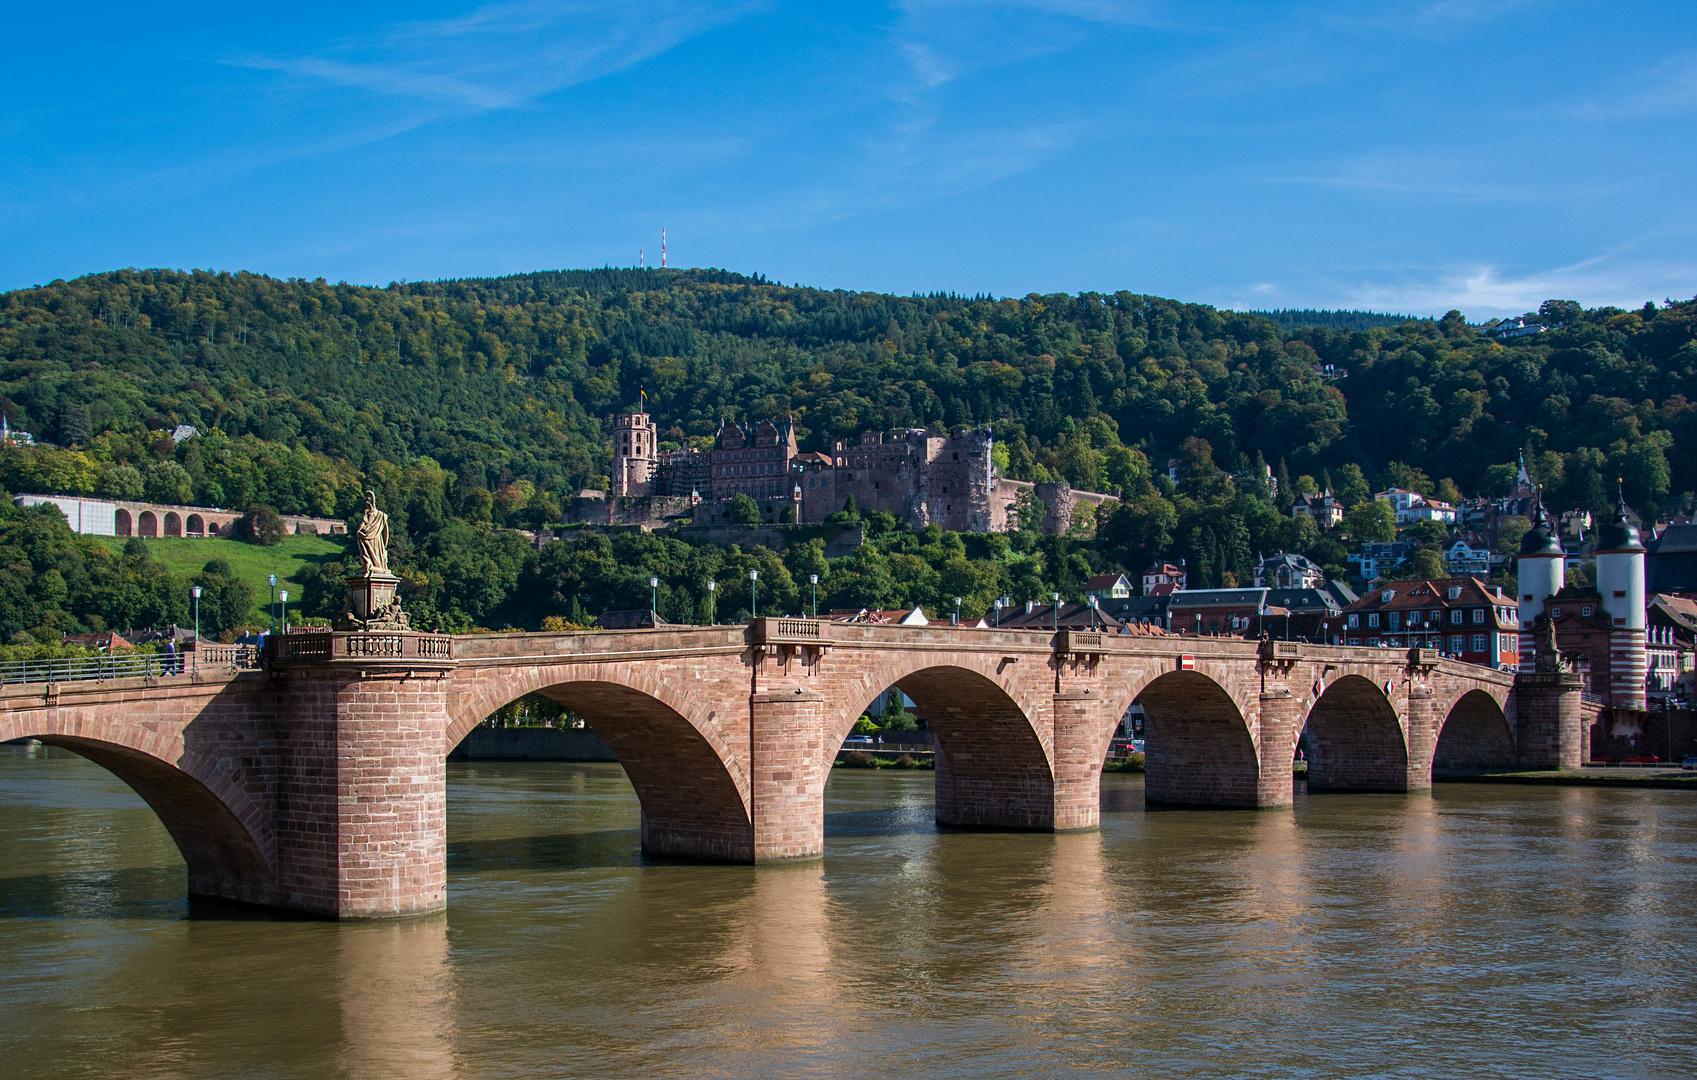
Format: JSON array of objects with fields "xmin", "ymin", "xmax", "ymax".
[
  {"xmin": 1513, "ymin": 671, "xmax": 1585, "ymax": 770},
  {"xmin": 749, "ymin": 689, "xmax": 827, "ymax": 860},
  {"xmin": 266, "ymin": 634, "xmax": 456, "ymax": 918},
  {"xmin": 1255, "ymin": 687, "xmax": 1301, "ymax": 808},
  {"xmin": 1052, "ymin": 690, "xmax": 1116, "ymax": 831},
  {"xmin": 268, "ymin": 668, "xmax": 450, "ymax": 918}
]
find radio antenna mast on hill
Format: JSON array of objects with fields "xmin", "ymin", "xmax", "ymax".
[
  {"xmin": 661, "ymin": 228, "xmax": 667, "ymax": 268},
  {"xmin": 640, "ymin": 248, "xmax": 644, "ymax": 269}
]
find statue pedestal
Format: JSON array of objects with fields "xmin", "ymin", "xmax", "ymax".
[{"xmin": 340, "ymin": 572, "xmax": 410, "ymax": 631}]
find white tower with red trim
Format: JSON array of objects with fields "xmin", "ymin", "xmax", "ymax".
[
  {"xmin": 1594, "ymin": 484, "xmax": 1647, "ymax": 709},
  {"xmin": 1516, "ymin": 497, "xmax": 1565, "ymax": 673}
]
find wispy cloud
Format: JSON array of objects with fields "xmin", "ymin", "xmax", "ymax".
[
  {"xmin": 1343, "ymin": 248, "xmax": 1697, "ymax": 318},
  {"xmin": 1574, "ymin": 50, "xmax": 1697, "ymax": 120},
  {"xmin": 231, "ymin": 0, "xmax": 753, "ymax": 109},
  {"xmin": 889, "ymin": 0, "xmax": 1161, "ymax": 94},
  {"xmin": 1262, "ymin": 155, "xmax": 1535, "ymax": 201}
]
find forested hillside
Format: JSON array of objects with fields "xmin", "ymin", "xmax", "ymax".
[{"xmin": 1, "ymin": 267, "xmax": 1693, "ymax": 638}]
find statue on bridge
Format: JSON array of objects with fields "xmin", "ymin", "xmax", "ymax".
[
  {"xmin": 338, "ymin": 490, "xmax": 411, "ymax": 632},
  {"xmin": 355, "ymin": 490, "xmax": 390, "ymax": 575},
  {"xmin": 1533, "ymin": 613, "xmax": 1562, "ymax": 673}
]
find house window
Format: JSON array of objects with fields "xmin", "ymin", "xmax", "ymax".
[
  {"xmin": 1582, "ymin": 606, "xmax": 1592, "ymax": 617},
  {"xmin": 1389, "ymin": 612, "xmax": 1401, "ymax": 630},
  {"xmin": 1551, "ymin": 607, "xmax": 1561, "ymax": 618},
  {"xmin": 1448, "ymin": 586, "xmax": 1462, "ymax": 600},
  {"xmin": 1348, "ymin": 613, "xmax": 1360, "ymax": 628},
  {"xmin": 1382, "ymin": 590, "xmax": 1395, "ymax": 602},
  {"xmin": 1368, "ymin": 613, "xmax": 1380, "ymax": 628},
  {"xmin": 1449, "ymin": 635, "xmax": 1464, "ymax": 652},
  {"xmin": 1450, "ymin": 609, "xmax": 1463, "ymax": 624},
  {"xmin": 1471, "ymin": 634, "xmax": 1487, "ymax": 652},
  {"xmin": 1473, "ymin": 608, "xmax": 1485, "ymax": 624}
]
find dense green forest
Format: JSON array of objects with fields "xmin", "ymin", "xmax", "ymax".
[
  {"xmin": 1248, "ymin": 309, "xmax": 1428, "ymax": 332},
  {"xmin": 1, "ymin": 267, "xmax": 1692, "ymax": 639}
]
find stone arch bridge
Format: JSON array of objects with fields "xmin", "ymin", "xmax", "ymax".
[{"xmin": 1, "ymin": 620, "xmax": 1575, "ymax": 919}]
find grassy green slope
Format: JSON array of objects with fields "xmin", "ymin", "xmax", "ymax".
[{"xmin": 96, "ymin": 533, "xmax": 349, "ymax": 626}]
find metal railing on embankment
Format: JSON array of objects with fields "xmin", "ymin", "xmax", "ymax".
[{"xmin": 0, "ymin": 645, "xmax": 260, "ymax": 686}]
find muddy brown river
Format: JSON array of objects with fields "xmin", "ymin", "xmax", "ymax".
[{"xmin": 2, "ymin": 743, "xmax": 1694, "ymax": 1078}]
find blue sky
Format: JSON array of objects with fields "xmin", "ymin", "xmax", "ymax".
[{"xmin": 3, "ymin": 1, "xmax": 1694, "ymax": 317}]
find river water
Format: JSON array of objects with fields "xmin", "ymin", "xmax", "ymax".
[{"xmin": 2, "ymin": 743, "xmax": 1694, "ymax": 1079}]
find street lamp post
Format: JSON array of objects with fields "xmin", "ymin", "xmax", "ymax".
[
  {"xmin": 268, "ymin": 573, "xmax": 277, "ymax": 636},
  {"xmin": 809, "ymin": 573, "xmax": 819, "ymax": 617},
  {"xmin": 1052, "ymin": 591, "xmax": 1061, "ymax": 631},
  {"xmin": 190, "ymin": 585, "xmax": 202, "ymax": 675},
  {"xmin": 748, "ymin": 569, "xmax": 759, "ymax": 619},
  {"xmin": 649, "ymin": 575, "xmax": 659, "ymax": 615},
  {"xmin": 954, "ymin": 596, "xmax": 962, "ymax": 626},
  {"xmin": 706, "ymin": 580, "xmax": 716, "ymax": 625},
  {"xmin": 279, "ymin": 590, "xmax": 289, "ymax": 635}
]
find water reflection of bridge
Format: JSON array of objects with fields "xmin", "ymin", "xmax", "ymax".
[{"xmin": 1, "ymin": 618, "xmax": 1577, "ymax": 918}]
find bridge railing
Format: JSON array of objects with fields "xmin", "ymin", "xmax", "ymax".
[
  {"xmin": 267, "ymin": 631, "xmax": 457, "ymax": 664},
  {"xmin": 0, "ymin": 645, "xmax": 260, "ymax": 686}
]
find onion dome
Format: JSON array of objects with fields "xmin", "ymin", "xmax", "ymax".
[{"xmin": 1595, "ymin": 481, "xmax": 1645, "ymax": 553}]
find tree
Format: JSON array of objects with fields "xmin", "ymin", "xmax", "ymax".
[
  {"xmin": 1332, "ymin": 463, "xmax": 1370, "ymax": 507},
  {"xmin": 1103, "ymin": 445, "xmax": 1149, "ymax": 495},
  {"xmin": 880, "ymin": 687, "xmax": 917, "ymax": 730},
  {"xmin": 728, "ymin": 493, "xmax": 762, "ymax": 525},
  {"xmin": 1479, "ymin": 463, "xmax": 1519, "ymax": 498},
  {"xmin": 1405, "ymin": 520, "xmax": 1449, "ymax": 545},
  {"xmin": 1493, "ymin": 516, "xmax": 1531, "ymax": 557},
  {"xmin": 98, "ymin": 464, "xmax": 145, "ymax": 500},
  {"xmin": 1344, "ymin": 500, "xmax": 1396, "ymax": 542},
  {"xmin": 1409, "ymin": 548, "xmax": 1445, "ymax": 578},
  {"xmin": 192, "ymin": 559, "xmax": 256, "ymax": 638},
  {"xmin": 143, "ymin": 460, "xmax": 194, "ymax": 504},
  {"xmin": 240, "ymin": 504, "xmax": 286, "ymax": 546},
  {"xmin": 1379, "ymin": 461, "xmax": 1432, "ymax": 496}
]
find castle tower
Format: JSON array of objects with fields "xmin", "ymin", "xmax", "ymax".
[
  {"xmin": 1516, "ymin": 497, "xmax": 1565, "ymax": 673},
  {"xmin": 611, "ymin": 412, "xmax": 657, "ymax": 498},
  {"xmin": 1594, "ymin": 484, "xmax": 1647, "ymax": 709}
]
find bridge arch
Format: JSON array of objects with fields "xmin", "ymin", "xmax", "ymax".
[
  {"xmin": 138, "ymin": 510, "xmax": 157, "ymax": 537},
  {"xmin": 163, "ymin": 511, "xmax": 182, "ymax": 537},
  {"xmin": 186, "ymin": 513, "xmax": 205, "ymax": 536},
  {"xmin": 827, "ymin": 657, "xmax": 1056, "ymax": 830},
  {"xmin": 448, "ymin": 666, "xmax": 755, "ymax": 862},
  {"xmin": 1120, "ymin": 668, "xmax": 1261, "ymax": 808},
  {"xmin": 1303, "ymin": 674, "xmax": 1410, "ymax": 791},
  {"xmin": 1433, "ymin": 688, "xmax": 1516, "ymax": 771},
  {"xmin": 0, "ymin": 714, "xmax": 274, "ymax": 904}
]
